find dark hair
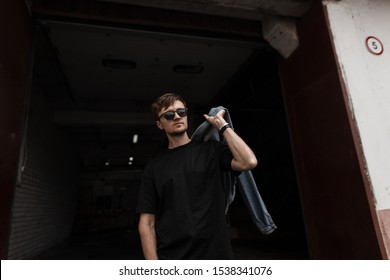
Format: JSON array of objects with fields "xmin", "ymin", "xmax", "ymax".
[{"xmin": 151, "ymin": 93, "xmax": 187, "ymax": 119}]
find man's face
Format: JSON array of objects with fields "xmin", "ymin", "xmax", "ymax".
[{"xmin": 156, "ymin": 100, "xmax": 188, "ymax": 136}]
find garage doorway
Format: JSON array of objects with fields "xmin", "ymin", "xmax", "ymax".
[{"xmin": 8, "ymin": 17, "xmax": 308, "ymax": 260}]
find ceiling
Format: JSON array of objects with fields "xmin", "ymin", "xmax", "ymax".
[
  {"xmin": 45, "ymin": 20, "xmax": 263, "ymax": 106},
  {"xmin": 30, "ymin": 0, "xmax": 315, "ymax": 172},
  {"xmin": 97, "ymin": 0, "xmax": 314, "ymax": 19}
]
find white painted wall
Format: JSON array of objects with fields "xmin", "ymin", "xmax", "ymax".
[{"xmin": 324, "ymin": 0, "xmax": 390, "ymax": 210}]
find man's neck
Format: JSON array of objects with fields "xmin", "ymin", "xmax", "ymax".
[{"xmin": 167, "ymin": 133, "xmax": 191, "ymax": 149}]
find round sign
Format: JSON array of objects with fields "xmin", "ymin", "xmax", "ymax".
[{"xmin": 365, "ymin": 36, "xmax": 384, "ymax": 55}]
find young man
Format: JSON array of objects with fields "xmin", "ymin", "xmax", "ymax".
[{"xmin": 136, "ymin": 93, "xmax": 257, "ymax": 259}]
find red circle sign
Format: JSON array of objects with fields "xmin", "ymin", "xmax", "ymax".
[{"xmin": 366, "ymin": 36, "xmax": 384, "ymax": 55}]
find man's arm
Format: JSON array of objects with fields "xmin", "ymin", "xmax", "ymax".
[
  {"xmin": 138, "ymin": 213, "xmax": 159, "ymax": 260},
  {"xmin": 203, "ymin": 110, "xmax": 258, "ymax": 172}
]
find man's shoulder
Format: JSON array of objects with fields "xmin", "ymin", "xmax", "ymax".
[{"xmin": 147, "ymin": 150, "xmax": 169, "ymax": 165}]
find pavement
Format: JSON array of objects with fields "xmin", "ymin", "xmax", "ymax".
[{"xmin": 32, "ymin": 227, "xmax": 309, "ymax": 260}]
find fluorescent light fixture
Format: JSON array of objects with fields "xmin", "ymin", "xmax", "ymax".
[{"xmin": 132, "ymin": 134, "xmax": 138, "ymax": 144}]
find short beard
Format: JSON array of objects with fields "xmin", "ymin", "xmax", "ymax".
[{"xmin": 168, "ymin": 129, "xmax": 186, "ymax": 137}]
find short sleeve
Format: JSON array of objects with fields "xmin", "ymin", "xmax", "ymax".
[
  {"xmin": 136, "ymin": 163, "xmax": 158, "ymax": 214},
  {"xmin": 212, "ymin": 140, "xmax": 240, "ymax": 175}
]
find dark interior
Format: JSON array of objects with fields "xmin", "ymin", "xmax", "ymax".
[{"xmin": 27, "ymin": 21, "xmax": 309, "ymax": 259}]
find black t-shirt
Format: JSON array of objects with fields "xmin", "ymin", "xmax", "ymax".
[{"xmin": 136, "ymin": 140, "xmax": 235, "ymax": 259}]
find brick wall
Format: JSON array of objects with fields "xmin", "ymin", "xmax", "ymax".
[{"xmin": 7, "ymin": 87, "xmax": 80, "ymax": 259}]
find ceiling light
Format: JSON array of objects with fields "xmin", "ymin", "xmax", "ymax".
[
  {"xmin": 105, "ymin": 161, "xmax": 110, "ymax": 166},
  {"xmin": 132, "ymin": 134, "xmax": 138, "ymax": 144},
  {"xmin": 173, "ymin": 64, "xmax": 203, "ymax": 74},
  {"xmin": 129, "ymin": 156, "xmax": 134, "ymax": 161},
  {"xmin": 102, "ymin": 59, "xmax": 136, "ymax": 69}
]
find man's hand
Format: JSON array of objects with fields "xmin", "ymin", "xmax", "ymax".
[
  {"xmin": 204, "ymin": 109, "xmax": 258, "ymax": 172},
  {"xmin": 203, "ymin": 109, "xmax": 227, "ymax": 130}
]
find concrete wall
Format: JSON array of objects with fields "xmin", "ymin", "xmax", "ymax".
[
  {"xmin": 7, "ymin": 86, "xmax": 80, "ymax": 259},
  {"xmin": 279, "ymin": 1, "xmax": 383, "ymax": 259},
  {"xmin": 324, "ymin": 0, "xmax": 390, "ymax": 257}
]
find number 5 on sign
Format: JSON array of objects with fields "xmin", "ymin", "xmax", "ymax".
[{"xmin": 366, "ymin": 36, "xmax": 384, "ymax": 55}]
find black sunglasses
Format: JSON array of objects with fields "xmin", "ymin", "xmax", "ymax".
[{"xmin": 157, "ymin": 108, "xmax": 188, "ymax": 120}]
